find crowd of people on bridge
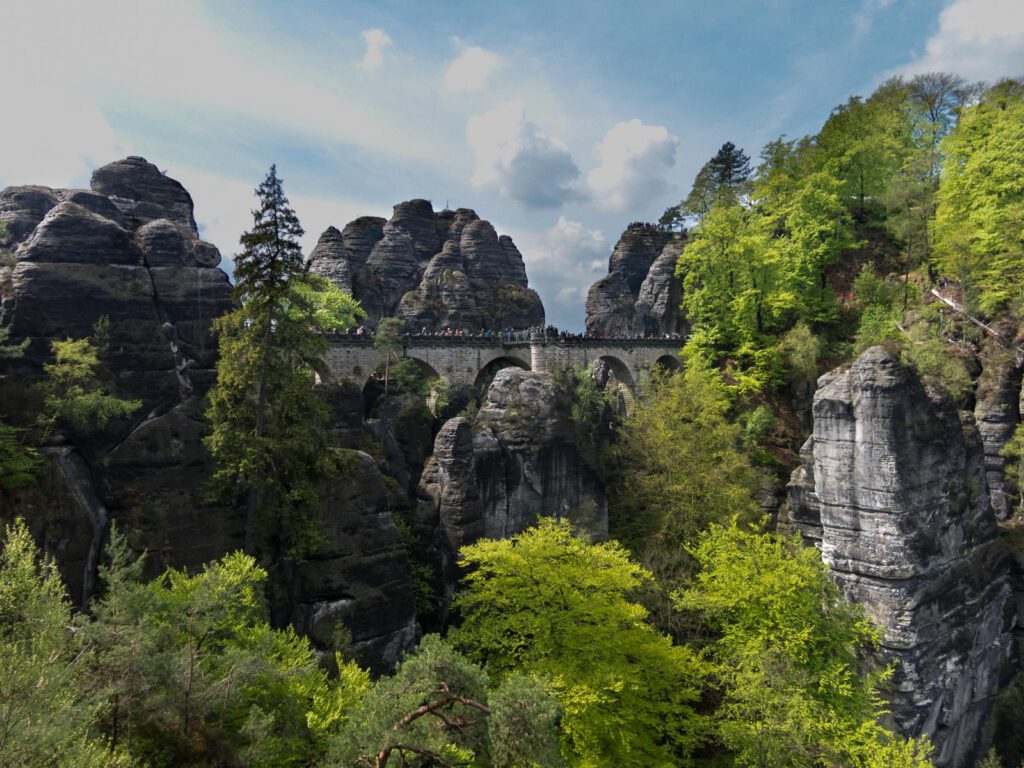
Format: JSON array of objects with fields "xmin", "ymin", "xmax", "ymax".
[{"xmin": 345, "ymin": 323, "xmax": 682, "ymax": 343}]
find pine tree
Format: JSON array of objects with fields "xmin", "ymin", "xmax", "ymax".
[
  {"xmin": 681, "ymin": 141, "xmax": 752, "ymax": 219},
  {"xmin": 205, "ymin": 165, "xmax": 364, "ymax": 554}
]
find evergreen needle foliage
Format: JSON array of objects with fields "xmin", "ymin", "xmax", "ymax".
[{"xmin": 204, "ymin": 165, "xmax": 365, "ymax": 554}]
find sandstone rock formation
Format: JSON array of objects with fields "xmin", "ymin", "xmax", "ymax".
[
  {"xmin": 1, "ymin": 158, "xmax": 419, "ymax": 670},
  {"xmin": 785, "ymin": 347, "xmax": 1018, "ymax": 768},
  {"xmin": 1, "ymin": 157, "xmax": 230, "ymax": 410},
  {"xmin": 415, "ymin": 369, "xmax": 607, "ymax": 604},
  {"xmin": 310, "ymin": 201, "xmax": 545, "ymax": 331},
  {"xmin": 974, "ymin": 336, "xmax": 1024, "ymax": 520},
  {"xmin": 585, "ymin": 223, "xmax": 686, "ymax": 337}
]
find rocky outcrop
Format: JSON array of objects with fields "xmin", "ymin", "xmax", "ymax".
[
  {"xmin": 288, "ymin": 450, "xmax": 418, "ymax": 671},
  {"xmin": 1, "ymin": 158, "xmax": 419, "ymax": 670},
  {"xmin": 585, "ymin": 224, "xmax": 685, "ymax": 337},
  {"xmin": 974, "ymin": 338, "xmax": 1024, "ymax": 520},
  {"xmin": 310, "ymin": 200, "xmax": 544, "ymax": 331},
  {"xmin": 418, "ymin": 369, "xmax": 606, "ymax": 543},
  {"xmin": 784, "ymin": 347, "xmax": 1018, "ymax": 768},
  {"xmin": 1, "ymin": 157, "xmax": 230, "ymax": 411}
]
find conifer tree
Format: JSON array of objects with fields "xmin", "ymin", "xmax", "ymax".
[
  {"xmin": 205, "ymin": 165, "xmax": 364, "ymax": 554},
  {"xmin": 682, "ymin": 141, "xmax": 752, "ymax": 220}
]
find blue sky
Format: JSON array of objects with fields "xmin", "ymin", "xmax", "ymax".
[{"xmin": 2, "ymin": 0, "xmax": 1022, "ymax": 329}]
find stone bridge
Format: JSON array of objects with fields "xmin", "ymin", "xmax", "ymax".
[{"xmin": 323, "ymin": 334, "xmax": 682, "ymax": 392}]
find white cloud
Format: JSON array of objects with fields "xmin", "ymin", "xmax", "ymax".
[
  {"xmin": 466, "ymin": 100, "xmax": 580, "ymax": 208},
  {"xmin": 586, "ymin": 119, "xmax": 678, "ymax": 213},
  {"xmin": 357, "ymin": 28, "xmax": 393, "ymax": 72},
  {"xmin": 162, "ymin": 164, "xmax": 385, "ymax": 276},
  {"xmin": 522, "ymin": 216, "xmax": 608, "ymax": 315},
  {"xmin": 443, "ymin": 39, "xmax": 505, "ymax": 92},
  {"xmin": 898, "ymin": 0, "xmax": 1024, "ymax": 81}
]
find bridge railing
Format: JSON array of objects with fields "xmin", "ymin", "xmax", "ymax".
[{"xmin": 325, "ymin": 332, "xmax": 683, "ymax": 348}]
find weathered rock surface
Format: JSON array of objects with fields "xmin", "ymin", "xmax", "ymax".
[
  {"xmin": 1, "ymin": 157, "xmax": 231, "ymax": 406},
  {"xmin": 784, "ymin": 347, "xmax": 1017, "ymax": 768},
  {"xmin": 1, "ymin": 158, "xmax": 419, "ymax": 670},
  {"xmin": 585, "ymin": 224, "xmax": 686, "ymax": 337},
  {"xmin": 417, "ymin": 368, "xmax": 606, "ymax": 548},
  {"xmin": 310, "ymin": 200, "xmax": 544, "ymax": 331},
  {"xmin": 974, "ymin": 338, "xmax": 1024, "ymax": 520},
  {"xmin": 288, "ymin": 450, "xmax": 418, "ymax": 671}
]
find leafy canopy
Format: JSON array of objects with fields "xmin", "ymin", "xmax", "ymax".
[{"xmin": 453, "ymin": 517, "xmax": 707, "ymax": 767}]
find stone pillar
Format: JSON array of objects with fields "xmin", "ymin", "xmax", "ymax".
[{"xmin": 530, "ymin": 333, "xmax": 546, "ymax": 373}]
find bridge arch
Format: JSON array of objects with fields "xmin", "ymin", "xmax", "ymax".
[
  {"xmin": 592, "ymin": 355, "xmax": 635, "ymax": 389},
  {"xmin": 473, "ymin": 354, "xmax": 531, "ymax": 397}
]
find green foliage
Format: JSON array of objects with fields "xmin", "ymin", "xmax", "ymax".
[
  {"xmin": 0, "ymin": 327, "xmax": 40, "ymax": 495},
  {"xmin": 205, "ymin": 166, "xmax": 360, "ymax": 554},
  {"xmin": 682, "ymin": 141, "xmax": 753, "ymax": 220},
  {"xmin": 328, "ymin": 634, "xmax": 562, "ymax": 768},
  {"xmin": 612, "ymin": 364, "xmax": 760, "ymax": 618},
  {"xmin": 779, "ymin": 322, "xmax": 821, "ymax": 388},
  {"xmin": 83, "ymin": 526, "xmax": 332, "ymax": 767},
  {"xmin": 677, "ymin": 167, "xmax": 851, "ymax": 393},
  {"xmin": 934, "ymin": 80, "xmax": 1024, "ymax": 316},
  {"xmin": 740, "ymin": 404, "xmax": 776, "ymax": 453},
  {"xmin": 37, "ymin": 318, "xmax": 141, "ymax": 434},
  {"xmin": 0, "ymin": 519, "xmax": 126, "ymax": 767},
  {"xmin": 453, "ymin": 518, "xmax": 706, "ymax": 767},
  {"xmin": 990, "ymin": 676, "xmax": 1024, "ymax": 768},
  {"xmin": 678, "ymin": 523, "xmax": 930, "ymax": 767}
]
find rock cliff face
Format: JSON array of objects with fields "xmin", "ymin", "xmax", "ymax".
[
  {"xmin": 785, "ymin": 347, "xmax": 1017, "ymax": 768},
  {"xmin": 1, "ymin": 157, "xmax": 230, "ymax": 409},
  {"xmin": 0, "ymin": 158, "xmax": 418, "ymax": 670},
  {"xmin": 309, "ymin": 202, "xmax": 545, "ymax": 331},
  {"xmin": 585, "ymin": 224, "xmax": 685, "ymax": 337},
  {"xmin": 415, "ymin": 369, "xmax": 607, "ymax": 602},
  {"xmin": 973, "ymin": 337, "xmax": 1024, "ymax": 520}
]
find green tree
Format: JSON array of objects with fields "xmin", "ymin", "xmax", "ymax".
[
  {"xmin": 37, "ymin": 322, "xmax": 142, "ymax": 436},
  {"xmin": 373, "ymin": 316, "xmax": 406, "ymax": 398},
  {"xmin": 205, "ymin": 165, "xmax": 364, "ymax": 554},
  {"xmin": 0, "ymin": 519, "xmax": 127, "ymax": 767},
  {"xmin": 678, "ymin": 523, "xmax": 931, "ymax": 768},
  {"xmin": 328, "ymin": 635, "xmax": 562, "ymax": 768},
  {"xmin": 682, "ymin": 141, "xmax": 753, "ymax": 220},
  {"xmin": 82, "ymin": 528, "xmax": 334, "ymax": 766},
  {"xmin": 612, "ymin": 364, "xmax": 759, "ymax": 636},
  {"xmin": 452, "ymin": 518, "xmax": 706, "ymax": 767},
  {"xmin": 0, "ymin": 327, "xmax": 39, "ymax": 497},
  {"xmin": 934, "ymin": 80, "xmax": 1024, "ymax": 315}
]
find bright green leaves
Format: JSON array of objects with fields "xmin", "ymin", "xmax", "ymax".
[
  {"xmin": 935, "ymin": 82, "xmax": 1024, "ymax": 316},
  {"xmin": 82, "ymin": 527, "xmax": 333, "ymax": 766},
  {"xmin": 453, "ymin": 518, "xmax": 707, "ymax": 767},
  {"xmin": 0, "ymin": 519, "xmax": 128, "ymax": 767},
  {"xmin": 40, "ymin": 335, "xmax": 141, "ymax": 432},
  {"xmin": 678, "ymin": 523, "xmax": 925, "ymax": 767}
]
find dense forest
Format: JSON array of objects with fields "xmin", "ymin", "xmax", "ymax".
[{"xmin": 1, "ymin": 71, "xmax": 1023, "ymax": 767}]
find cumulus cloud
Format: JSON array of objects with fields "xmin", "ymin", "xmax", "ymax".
[
  {"xmin": 518, "ymin": 217, "xmax": 608, "ymax": 327},
  {"xmin": 898, "ymin": 0, "xmax": 1024, "ymax": 81},
  {"xmin": 586, "ymin": 119, "xmax": 678, "ymax": 213},
  {"xmin": 357, "ymin": 28, "xmax": 393, "ymax": 72},
  {"xmin": 443, "ymin": 38, "xmax": 505, "ymax": 92},
  {"xmin": 466, "ymin": 100, "xmax": 580, "ymax": 208}
]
